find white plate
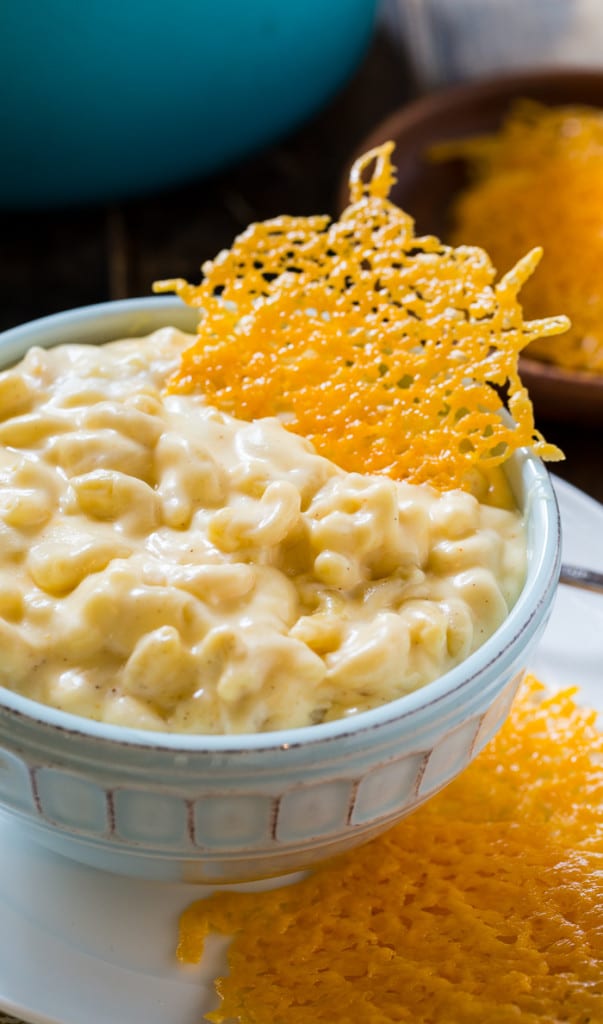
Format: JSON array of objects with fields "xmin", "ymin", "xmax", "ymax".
[
  {"xmin": 530, "ymin": 477, "xmax": 603, "ymax": 704},
  {"xmin": 0, "ymin": 475, "xmax": 601, "ymax": 1024}
]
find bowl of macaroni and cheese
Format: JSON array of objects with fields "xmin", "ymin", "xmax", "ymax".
[{"xmin": 0, "ymin": 297, "xmax": 560, "ymax": 882}]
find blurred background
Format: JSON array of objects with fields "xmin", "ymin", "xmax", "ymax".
[{"xmin": 1, "ymin": 0, "xmax": 602, "ymax": 502}]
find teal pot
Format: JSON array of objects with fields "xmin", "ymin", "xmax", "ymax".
[{"xmin": 0, "ymin": 0, "xmax": 377, "ymax": 207}]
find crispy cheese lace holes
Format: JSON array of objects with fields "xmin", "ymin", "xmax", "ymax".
[
  {"xmin": 155, "ymin": 142, "xmax": 566, "ymax": 492},
  {"xmin": 437, "ymin": 101, "xmax": 603, "ymax": 372},
  {"xmin": 179, "ymin": 677, "xmax": 603, "ymax": 1024}
]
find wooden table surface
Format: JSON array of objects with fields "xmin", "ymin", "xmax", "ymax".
[{"xmin": 0, "ymin": 26, "xmax": 601, "ymax": 1024}]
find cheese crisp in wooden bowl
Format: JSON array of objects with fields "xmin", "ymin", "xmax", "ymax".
[
  {"xmin": 344, "ymin": 69, "xmax": 603, "ymax": 423},
  {"xmin": 0, "ymin": 148, "xmax": 561, "ymax": 881}
]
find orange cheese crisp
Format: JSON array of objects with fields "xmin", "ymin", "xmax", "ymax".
[
  {"xmin": 179, "ymin": 677, "xmax": 603, "ymax": 1024},
  {"xmin": 155, "ymin": 144, "xmax": 566, "ymax": 492},
  {"xmin": 439, "ymin": 101, "xmax": 603, "ymax": 373}
]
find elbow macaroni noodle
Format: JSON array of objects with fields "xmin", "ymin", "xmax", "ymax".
[{"xmin": 0, "ymin": 329, "xmax": 526, "ymax": 733}]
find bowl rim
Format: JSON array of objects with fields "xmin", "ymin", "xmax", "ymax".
[
  {"xmin": 0, "ymin": 297, "xmax": 561, "ymax": 753},
  {"xmin": 338, "ymin": 65, "xmax": 603, "ymax": 195},
  {"xmin": 337, "ymin": 66, "xmax": 603, "ymax": 215}
]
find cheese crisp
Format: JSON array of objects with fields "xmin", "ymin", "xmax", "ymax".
[
  {"xmin": 156, "ymin": 142, "xmax": 566, "ymax": 491},
  {"xmin": 179, "ymin": 678, "xmax": 603, "ymax": 1023},
  {"xmin": 0, "ymin": 330, "xmax": 525, "ymax": 733}
]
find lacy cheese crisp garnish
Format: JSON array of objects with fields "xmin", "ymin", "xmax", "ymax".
[
  {"xmin": 438, "ymin": 101, "xmax": 603, "ymax": 373},
  {"xmin": 155, "ymin": 143, "xmax": 566, "ymax": 492},
  {"xmin": 179, "ymin": 677, "xmax": 603, "ymax": 1024}
]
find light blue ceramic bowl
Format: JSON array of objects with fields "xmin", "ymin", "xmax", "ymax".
[
  {"xmin": 0, "ymin": 0, "xmax": 377, "ymax": 207},
  {"xmin": 0, "ymin": 298, "xmax": 561, "ymax": 881}
]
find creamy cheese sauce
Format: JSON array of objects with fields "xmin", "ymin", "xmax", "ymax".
[{"xmin": 0, "ymin": 328, "xmax": 526, "ymax": 733}]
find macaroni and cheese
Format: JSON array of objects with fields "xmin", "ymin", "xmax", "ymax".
[{"xmin": 0, "ymin": 328, "xmax": 526, "ymax": 733}]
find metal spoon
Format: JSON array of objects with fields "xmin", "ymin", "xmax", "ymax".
[{"xmin": 560, "ymin": 564, "xmax": 603, "ymax": 594}]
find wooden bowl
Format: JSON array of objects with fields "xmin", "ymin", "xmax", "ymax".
[{"xmin": 338, "ymin": 69, "xmax": 603, "ymax": 424}]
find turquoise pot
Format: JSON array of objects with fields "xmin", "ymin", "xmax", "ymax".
[{"xmin": 0, "ymin": 0, "xmax": 378, "ymax": 207}]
